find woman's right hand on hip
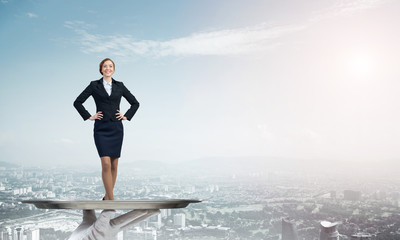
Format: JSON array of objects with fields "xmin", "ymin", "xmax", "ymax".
[{"xmin": 89, "ymin": 111, "xmax": 103, "ymax": 121}]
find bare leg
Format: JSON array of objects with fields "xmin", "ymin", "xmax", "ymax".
[
  {"xmin": 111, "ymin": 158, "xmax": 119, "ymax": 189},
  {"xmin": 101, "ymin": 157, "xmax": 114, "ymax": 200}
]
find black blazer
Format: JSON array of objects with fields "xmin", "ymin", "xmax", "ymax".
[{"xmin": 73, "ymin": 78, "xmax": 140, "ymax": 121}]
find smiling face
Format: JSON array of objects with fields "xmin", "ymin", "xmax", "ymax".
[{"xmin": 101, "ymin": 60, "xmax": 115, "ymax": 78}]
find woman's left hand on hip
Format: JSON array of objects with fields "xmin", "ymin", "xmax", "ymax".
[{"xmin": 116, "ymin": 110, "xmax": 127, "ymax": 120}]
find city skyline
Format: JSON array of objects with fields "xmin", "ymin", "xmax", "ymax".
[
  {"xmin": 1, "ymin": 0, "xmax": 400, "ymax": 166},
  {"xmin": 1, "ymin": 161, "xmax": 399, "ymax": 239}
]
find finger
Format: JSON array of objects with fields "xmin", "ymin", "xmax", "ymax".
[
  {"xmin": 99, "ymin": 209, "xmax": 116, "ymax": 220},
  {"xmin": 95, "ymin": 210, "xmax": 116, "ymax": 230},
  {"xmin": 118, "ymin": 210, "xmax": 161, "ymax": 230},
  {"xmin": 110, "ymin": 210, "xmax": 148, "ymax": 228},
  {"xmin": 82, "ymin": 210, "xmax": 97, "ymax": 224}
]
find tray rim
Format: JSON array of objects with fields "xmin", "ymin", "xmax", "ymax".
[{"xmin": 21, "ymin": 199, "xmax": 202, "ymax": 210}]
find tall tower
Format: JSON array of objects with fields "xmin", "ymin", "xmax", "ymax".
[
  {"xmin": 282, "ymin": 218, "xmax": 299, "ymax": 240},
  {"xmin": 3, "ymin": 227, "xmax": 11, "ymax": 240},
  {"xmin": 117, "ymin": 231, "xmax": 123, "ymax": 240},
  {"xmin": 0, "ymin": 228, "xmax": 7, "ymax": 240},
  {"xmin": 173, "ymin": 213, "xmax": 186, "ymax": 228},
  {"xmin": 13, "ymin": 227, "xmax": 23, "ymax": 240},
  {"xmin": 26, "ymin": 229, "xmax": 40, "ymax": 240},
  {"xmin": 343, "ymin": 190, "xmax": 361, "ymax": 201},
  {"xmin": 319, "ymin": 221, "xmax": 340, "ymax": 240}
]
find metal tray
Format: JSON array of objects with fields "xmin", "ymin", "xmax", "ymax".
[{"xmin": 22, "ymin": 199, "xmax": 201, "ymax": 210}]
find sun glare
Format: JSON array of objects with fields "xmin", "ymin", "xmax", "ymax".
[{"xmin": 347, "ymin": 52, "xmax": 375, "ymax": 78}]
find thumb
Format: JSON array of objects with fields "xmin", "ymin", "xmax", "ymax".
[
  {"xmin": 94, "ymin": 210, "xmax": 116, "ymax": 231},
  {"xmin": 99, "ymin": 209, "xmax": 116, "ymax": 220}
]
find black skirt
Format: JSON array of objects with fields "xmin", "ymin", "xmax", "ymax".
[{"xmin": 93, "ymin": 120, "xmax": 124, "ymax": 158}]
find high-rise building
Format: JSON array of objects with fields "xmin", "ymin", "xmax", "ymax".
[
  {"xmin": 117, "ymin": 231, "xmax": 123, "ymax": 240},
  {"xmin": 27, "ymin": 229, "xmax": 40, "ymax": 240},
  {"xmin": 374, "ymin": 190, "xmax": 387, "ymax": 200},
  {"xmin": 0, "ymin": 228, "xmax": 10, "ymax": 240},
  {"xmin": 173, "ymin": 213, "xmax": 185, "ymax": 229},
  {"xmin": 148, "ymin": 214, "xmax": 162, "ymax": 229},
  {"xmin": 344, "ymin": 190, "xmax": 361, "ymax": 201},
  {"xmin": 0, "ymin": 229, "xmax": 6, "ymax": 240},
  {"xmin": 281, "ymin": 218, "xmax": 299, "ymax": 240},
  {"xmin": 161, "ymin": 209, "xmax": 169, "ymax": 219},
  {"xmin": 330, "ymin": 191, "xmax": 336, "ymax": 199},
  {"xmin": 319, "ymin": 221, "xmax": 340, "ymax": 240},
  {"xmin": 13, "ymin": 227, "xmax": 23, "ymax": 240}
]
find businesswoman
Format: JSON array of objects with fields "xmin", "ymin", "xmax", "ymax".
[{"xmin": 73, "ymin": 58, "xmax": 139, "ymax": 200}]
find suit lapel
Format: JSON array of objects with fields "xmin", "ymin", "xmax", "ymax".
[
  {"xmin": 97, "ymin": 78, "xmax": 110, "ymax": 98},
  {"xmin": 97, "ymin": 78, "xmax": 120, "ymax": 98},
  {"xmin": 110, "ymin": 79, "xmax": 119, "ymax": 97}
]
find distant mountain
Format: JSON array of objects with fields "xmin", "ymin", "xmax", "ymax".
[
  {"xmin": 184, "ymin": 156, "xmax": 314, "ymax": 171},
  {"xmin": 123, "ymin": 159, "xmax": 171, "ymax": 171},
  {"xmin": 122, "ymin": 156, "xmax": 303, "ymax": 176},
  {"xmin": 169, "ymin": 156, "xmax": 400, "ymax": 176},
  {"xmin": 0, "ymin": 161, "xmax": 20, "ymax": 168},
  {"xmin": 92, "ymin": 156, "xmax": 400, "ymax": 177}
]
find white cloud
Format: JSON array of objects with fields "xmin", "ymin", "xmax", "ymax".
[
  {"xmin": 64, "ymin": 0, "xmax": 385, "ymax": 58},
  {"xmin": 310, "ymin": 0, "xmax": 386, "ymax": 22},
  {"xmin": 27, "ymin": 12, "xmax": 38, "ymax": 18},
  {"xmin": 156, "ymin": 24, "xmax": 304, "ymax": 56},
  {"xmin": 65, "ymin": 21, "xmax": 304, "ymax": 58},
  {"xmin": 64, "ymin": 20, "xmax": 94, "ymax": 30},
  {"xmin": 334, "ymin": 0, "xmax": 385, "ymax": 13}
]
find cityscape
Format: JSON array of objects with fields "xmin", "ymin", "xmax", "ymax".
[
  {"xmin": 0, "ymin": 157, "xmax": 399, "ymax": 240},
  {"xmin": 2, "ymin": 0, "xmax": 400, "ymax": 240}
]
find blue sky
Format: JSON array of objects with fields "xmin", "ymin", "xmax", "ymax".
[{"xmin": 1, "ymin": 0, "xmax": 400, "ymax": 167}]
